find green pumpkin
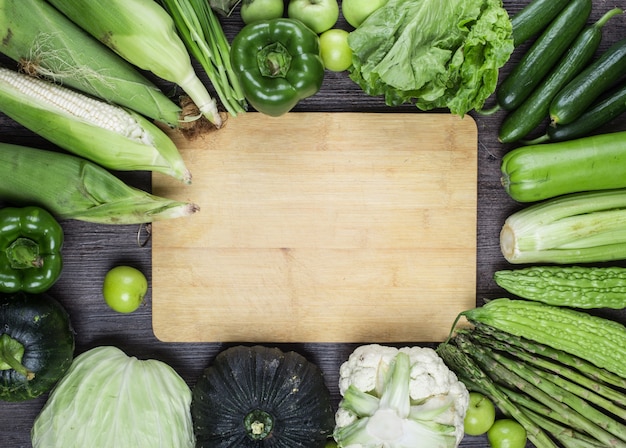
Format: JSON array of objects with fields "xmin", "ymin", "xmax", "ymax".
[
  {"xmin": 0, "ymin": 292, "xmax": 74, "ymax": 401},
  {"xmin": 191, "ymin": 345, "xmax": 335, "ymax": 447}
]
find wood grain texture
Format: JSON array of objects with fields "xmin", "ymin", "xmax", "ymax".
[
  {"xmin": 1, "ymin": 1, "xmax": 626, "ymax": 447},
  {"xmin": 152, "ymin": 113, "xmax": 477, "ymax": 342}
]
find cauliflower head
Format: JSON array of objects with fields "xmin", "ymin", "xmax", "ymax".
[{"xmin": 334, "ymin": 344, "xmax": 469, "ymax": 448}]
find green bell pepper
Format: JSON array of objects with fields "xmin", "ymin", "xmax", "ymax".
[
  {"xmin": 230, "ymin": 18, "xmax": 325, "ymax": 117},
  {"xmin": 0, "ymin": 206, "xmax": 63, "ymax": 294}
]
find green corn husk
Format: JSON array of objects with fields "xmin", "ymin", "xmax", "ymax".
[
  {"xmin": 0, "ymin": 66, "xmax": 191, "ymax": 184},
  {"xmin": 47, "ymin": 0, "xmax": 222, "ymax": 127},
  {"xmin": 0, "ymin": 0, "xmax": 182, "ymax": 127},
  {"xmin": 0, "ymin": 143, "xmax": 200, "ymax": 225}
]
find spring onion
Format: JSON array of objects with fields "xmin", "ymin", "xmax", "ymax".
[
  {"xmin": 159, "ymin": 0, "xmax": 247, "ymax": 116},
  {"xmin": 47, "ymin": 0, "xmax": 222, "ymax": 127}
]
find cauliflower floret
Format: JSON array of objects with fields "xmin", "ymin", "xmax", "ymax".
[{"xmin": 334, "ymin": 344, "xmax": 469, "ymax": 448}]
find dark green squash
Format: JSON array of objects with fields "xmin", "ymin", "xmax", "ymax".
[
  {"xmin": 191, "ymin": 345, "xmax": 335, "ymax": 447},
  {"xmin": 0, "ymin": 292, "xmax": 74, "ymax": 401}
]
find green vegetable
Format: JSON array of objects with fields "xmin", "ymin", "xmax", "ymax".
[
  {"xmin": 504, "ymin": 390, "xmax": 613, "ymax": 448},
  {"xmin": 494, "ymin": 265, "xmax": 626, "ymax": 309},
  {"xmin": 0, "ymin": 66, "xmax": 191, "ymax": 184},
  {"xmin": 347, "ymin": 0, "xmax": 513, "ymax": 116},
  {"xmin": 501, "ymin": 131, "xmax": 626, "ymax": 202},
  {"xmin": 47, "ymin": 0, "xmax": 222, "ymax": 127},
  {"xmin": 542, "ymin": 81, "xmax": 626, "ymax": 143},
  {"xmin": 334, "ymin": 344, "xmax": 469, "ymax": 447},
  {"xmin": 500, "ymin": 188, "xmax": 626, "ymax": 264},
  {"xmin": 452, "ymin": 332, "xmax": 626, "ymax": 448},
  {"xmin": 495, "ymin": 0, "xmax": 591, "ymax": 112},
  {"xmin": 458, "ymin": 298, "xmax": 626, "ymax": 379},
  {"xmin": 230, "ymin": 18, "xmax": 325, "ymax": 117},
  {"xmin": 550, "ymin": 37, "xmax": 626, "ymax": 125},
  {"xmin": 436, "ymin": 343, "xmax": 558, "ymax": 448},
  {"xmin": 191, "ymin": 345, "xmax": 334, "ymax": 447},
  {"xmin": 0, "ymin": 143, "xmax": 199, "ymax": 225},
  {"xmin": 31, "ymin": 346, "xmax": 195, "ymax": 448},
  {"xmin": 158, "ymin": 0, "xmax": 247, "ymax": 116},
  {"xmin": 498, "ymin": 8, "xmax": 622, "ymax": 143},
  {"xmin": 0, "ymin": 206, "xmax": 63, "ymax": 294},
  {"xmin": 509, "ymin": 0, "xmax": 571, "ymax": 47},
  {"xmin": 0, "ymin": 0, "xmax": 182, "ymax": 127},
  {"xmin": 0, "ymin": 292, "xmax": 74, "ymax": 402},
  {"xmin": 473, "ymin": 323, "xmax": 626, "ymax": 392}
]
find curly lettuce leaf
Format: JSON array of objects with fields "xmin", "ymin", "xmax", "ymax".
[{"xmin": 348, "ymin": 0, "xmax": 513, "ymax": 116}]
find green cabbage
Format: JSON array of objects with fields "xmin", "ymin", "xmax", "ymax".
[
  {"xmin": 31, "ymin": 346, "xmax": 195, "ymax": 448},
  {"xmin": 348, "ymin": 0, "xmax": 514, "ymax": 116}
]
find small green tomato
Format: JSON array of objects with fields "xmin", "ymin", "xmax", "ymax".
[
  {"xmin": 319, "ymin": 29, "xmax": 352, "ymax": 72},
  {"xmin": 102, "ymin": 266, "xmax": 148, "ymax": 313},
  {"xmin": 488, "ymin": 418, "xmax": 527, "ymax": 448}
]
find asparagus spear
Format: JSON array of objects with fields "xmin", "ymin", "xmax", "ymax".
[
  {"xmin": 513, "ymin": 397, "xmax": 607, "ymax": 448},
  {"xmin": 475, "ymin": 324, "xmax": 626, "ymax": 390},
  {"xmin": 467, "ymin": 327, "xmax": 626, "ymax": 409},
  {"xmin": 436, "ymin": 342, "xmax": 559, "ymax": 448},
  {"xmin": 455, "ymin": 334, "xmax": 626, "ymax": 447}
]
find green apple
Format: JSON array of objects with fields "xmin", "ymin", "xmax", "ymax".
[
  {"xmin": 341, "ymin": 0, "xmax": 388, "ymax": 28},
  {"xmin": 464, "ymin": 392, "xmax": 496, "ymax": 436},
  {"xmin": 240, "ymin": 0, "xmax": 284, "ymax": 24},
  {"xmin": 488, "ymin": 419, "xmax": 527, "ymax": 448},
  {"xmin": 287, "ymin": 0, "xmax": 339, "ymax": 34}
]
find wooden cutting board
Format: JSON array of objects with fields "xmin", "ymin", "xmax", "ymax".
[{"xmin": 151, "ymin": 112, "xmax": 477, "ymax": 343}]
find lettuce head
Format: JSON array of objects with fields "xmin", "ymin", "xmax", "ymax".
[{"xmin": 348, "ymin": 0, "xmax": 513, "ymax": 116}]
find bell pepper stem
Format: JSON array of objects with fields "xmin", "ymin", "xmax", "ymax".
[
  {"xmin": 6, "ymin": 237, "xmax": 43, "ymax": 269},
  {"xmin": 0, "ymin": 334, "xmax": 35, "ymax": 380}
]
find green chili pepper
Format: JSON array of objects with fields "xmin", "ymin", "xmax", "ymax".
[
  {"xmin": 230, "ymin": 18, "xmax": 325, "ymax": 117},
  {"xmin": 0, "ymin": 206, "xmax": 63, "ymax": 294}
]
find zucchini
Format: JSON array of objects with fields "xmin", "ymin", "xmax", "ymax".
[
  {"xmin": 459, "ymin": 298, "xmax": 626, "ymax": 379},
  {"xmin": 546, "ymin": 81, "xmax": 626, "ymax": 142},
  {"xmin": 510, "ymin": 0, "xmax": 572, "ymax": 47},
  {"xmin": 494, "ymin": 266, "xmax": 626, "ymax": 309},
  {"xmin": 501, "ymin": 131, "xmax": 626, "ymax": 202},
  {"xmin": 550, "ymin": 37, "xmax": 626, "ymax": 125},
  {"xmin": 496, "ymin": 0, "xmax": 591, "ymax": 111},
  {"xmin": 498, "ymin": 8, "xmax": 622, "ymax": 143}
]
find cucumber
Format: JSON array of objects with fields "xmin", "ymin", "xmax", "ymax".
[
  {"xmin": 498, "ymin": 8, "xmax": 622, "ymax": 143},
  {"xmin": 494, "ymin": 266, "xmax": 626, "ymax": 309},
  {"xmin": 547, "ymin": 81, "xmax": 626, "ymax": 141},
  {"xmin": 501, "ymin": 131, "xmax": 626, "ymax": 202},
  {"xmin": 550, "ymin": 37, "xmax": 626, "ymax": 125},
  {"xmin": 510, "ymin": 0, "xmax": 572, "ymax": 47},
  {"xmin": 496, "ymin": 0, "xmax": 591, "ymax": 111}
]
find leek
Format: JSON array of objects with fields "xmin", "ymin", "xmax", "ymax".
[
  {"xmin": 0, "ymin": 0, "xmax": 182, "ymax": 127},
  {"xmin": 0, "ymin": 143, "xmax": 199, "ymax": 225},
  {"xmin": 501, "ymin": 189, "xmax": 626, "ymax": 264},
  {"xmin": 0, "ymin": 66, "xmax": 191, "ymax": 184},
  {"xmin": 47, "ymin": 0, "xmax": 222, "ymax": 127},
  {"xmin": 159, "ymin": 0, "xmax": 247, "ymax": 116}
]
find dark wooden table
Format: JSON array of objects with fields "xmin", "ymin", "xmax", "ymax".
[{"xmin": 1, "ymin": 1, "xmax": 625, "ymax": 446}]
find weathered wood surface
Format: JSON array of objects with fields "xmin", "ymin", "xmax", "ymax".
[{"xmin": 1, "ymin": 1, "xmax": 625, "ymax": 446}]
